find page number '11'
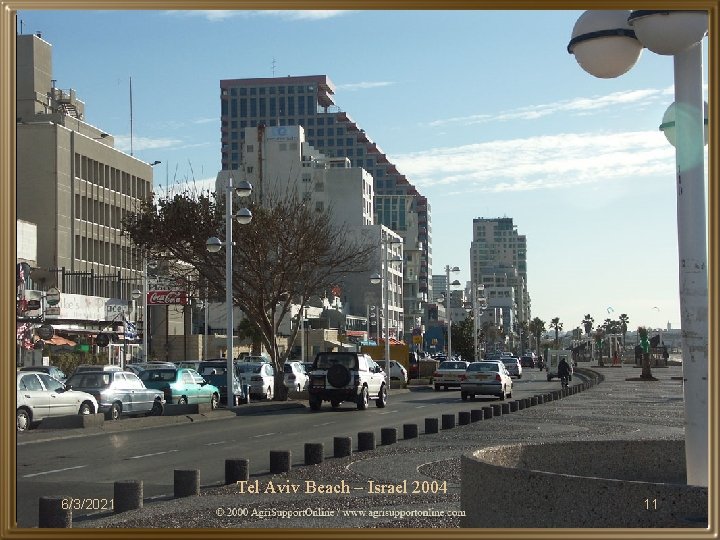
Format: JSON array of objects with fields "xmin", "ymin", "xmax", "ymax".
[{"xmin": 644, "ymin": 498, "xmax": 657, "ymax": 510}]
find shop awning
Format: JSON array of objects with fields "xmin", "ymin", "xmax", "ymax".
[{"xmin": 46, "ymin": 335, "xmax": 77, "ymax": 347}]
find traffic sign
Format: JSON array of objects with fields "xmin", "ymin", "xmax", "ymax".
[
  {"xmin": 36, "ymin": 324, "xmax": 54, "ymax": 340},
  {"xmin": 46, "ymin": 287, "xmax": 61, "ymax": 306}
]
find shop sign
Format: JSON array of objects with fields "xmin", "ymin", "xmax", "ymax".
[{"xmin": 147, "ymin": 290, "xmax": 188, "ymax": 305}]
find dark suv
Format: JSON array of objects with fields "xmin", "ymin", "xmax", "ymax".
[
  {"xmin": 520, "ymin": 354, "xmax": 536, "ymax": 368},
  {"xmin": 307, "ymin": 352, "xmax": 387, "ymax": 411}
]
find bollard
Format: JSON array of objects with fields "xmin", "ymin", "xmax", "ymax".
[
  {"xmin": 381, "ymin": 428, "xmax": 398, "ymax": 445},
  {"xmin": 225, "ymin": 459, "xmax": 249, "ymax": 484},
  {"xmin": 458, "ymin": 411, "xmax": 471, "ymax": 425},
  {"xmin": 304, "ymin": 443, "xmax": 324, "ymax": 465},
  {"xmin": 114, "ymin": 480, "xmax": 143, "ymax": 513},
  {"xmin": 38, "ymin": 496, "xmax": 71, "ymax": 528},
  {"xmin": 530, "ymin": 396, "xmax": 538, "ymax": 406},
  {"xmin": 535, "ymin": 394, "xmax": 544, "ymax": 405},
  {"xmin": 482, "ymin": 406, "xmax": 493, "ymax": 419},
  {"xmin": 358, "ymin": 432, "xmax": 376, "ymax": 451},
  {"xmin": 491, "ymin": 404, "xmax": 502, "ymax": 417},
  {"xmin": 471, "ymin": 409, "xmax": 484, "ymax": 422},
  {"xmin": 174, "ymin": 469, "xmax": 200, "ymax": 498},
  {"xmin": 270, "ymin": 450, "xmax": 292, "ymax": 473},
  {"xmin": 517, "ymin": 399, "xmax": 525, "ymax": 410},
  {"xmin": 403, "ymin": 423, "xmax": 419, "ymax": 439},
  {"xmin": 425, "ymin": 417, "xmax": 439, "ymax": 434},
  {"xmin": 501, "ymin": 403, "xmax": 510, "ymax": 415},
  {"xmin": 442, "ymin": 413, "xmax": 456, "ymax": 429},
  {"xmin": 509, "ymin": 401, "xmax": 518, "ymax": 413},
  {"xmin": 334, "ymin": 436, "xmax": 352, "ymax": 458}
]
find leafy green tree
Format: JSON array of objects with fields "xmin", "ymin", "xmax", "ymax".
[{"xmin": 451, "ymin": 315, "xmax": 476, "ymax": 362}]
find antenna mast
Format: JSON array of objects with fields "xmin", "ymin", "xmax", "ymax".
[{"xmin": 129, "ymin": 76, "xmax": 134, "ymax": 156}]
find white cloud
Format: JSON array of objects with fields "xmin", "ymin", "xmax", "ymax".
[
  {"xmin": 114, "ymin": 135, "xmax": 183, "ymax": 153},
  {"xmin": 165, "ymin": 10, "xmax": 351, "ymax": 22},
  {"xmin": 428, "ymin": 87, "xmax": 674, "ymax": 127},
  {"xmin": 392, "ymin": 130, "xmax": 676, "ymax": 193},
  {"xmin": 336, "ymin": 81, "xmax": 395, "ymax": 91}
]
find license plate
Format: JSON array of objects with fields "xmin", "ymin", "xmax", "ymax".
[{"xmin": 473, "ymin": 374, "xmax": 491, "ymax": 380}]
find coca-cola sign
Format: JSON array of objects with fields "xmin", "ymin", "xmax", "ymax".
[{"xmin": 147, "ymin": 290, "xmax": 188, "ymax": 305}]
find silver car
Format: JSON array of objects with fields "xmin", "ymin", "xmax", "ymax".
[
  {"xmin": 17, "ymin": 372, "xmax": 98, "ymax": 431},
  {"xmin": 237, "ymin": 362, "xmax": 275, "ymax": 400},
  {"xmin": 460, "ymin": 361, "xmax": 513, "ymax": 401},
  {"xmin": 433, "ymin": 360, "xmax": 470, "ymax": 391},
  {"xmin": 501, "ymin": 357, "xmax": 523, "ymax": 378}
]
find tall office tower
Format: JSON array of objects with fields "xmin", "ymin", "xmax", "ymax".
[
  {"xmin": 219, "ymin": 75, "xmax": 431, "ymax": 341},
  {"xmin": 470, "ymin": 217, "xmax": 531, "ymax": 332},
  {"xmin": 16, "ymin": 33, "xmax": 152, "ymax": 299}
]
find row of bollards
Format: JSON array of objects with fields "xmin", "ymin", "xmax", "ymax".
[{"xmin": 40, "ymin": 375, "xmax": 599, "ymax": 527}]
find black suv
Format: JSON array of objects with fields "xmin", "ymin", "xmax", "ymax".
[{"xmin": 307, "ymin": 352, "xmax": 387, "ymax": 411}]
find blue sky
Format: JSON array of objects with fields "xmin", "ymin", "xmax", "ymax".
[{"xmin": 17, "ymin": 9, "xmax": 710, "ymax": 332}]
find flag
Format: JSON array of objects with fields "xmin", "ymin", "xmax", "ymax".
[{"xmin": 124, "ymin": 317, "xmax": 137, "ymax": 340}]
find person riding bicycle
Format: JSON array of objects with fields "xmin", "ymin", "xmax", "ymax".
[{"xmin": 558, "ymin": 357, "xmax": 571, "ymax": 387}]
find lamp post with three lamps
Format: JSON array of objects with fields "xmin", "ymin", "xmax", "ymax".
[
  {"xmin": 206, "ymin": 178, "xmax": 253, "ymax": 406},
  {"xmin": 568, "ymin": 9, "xmax": 709, "ymax": 486},
  {"xmin": 370, "ymin": 237, "xmax": 403, "ymax": 395},
  {"xmin": 472, "ymin": 284, "xmax": 487, "ymax": 361}
]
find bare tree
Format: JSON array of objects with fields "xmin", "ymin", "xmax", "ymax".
[{"xmin": 123, "ymin": 188, "xmax": 376, "ymax": 399}]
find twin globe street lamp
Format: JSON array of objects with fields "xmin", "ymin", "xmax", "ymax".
[
  {"xmin": 568, "ymin": 9, "xmax": 709, "ymax": 487},
  {"xmin": 206, "ymin": 178, "xmax": 253, "ymax": 406},
  {"xmin": 438, "ymin": 265, "xmax": 461, "ymax": 360}
]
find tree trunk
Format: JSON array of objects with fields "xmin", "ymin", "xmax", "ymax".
[
  {"xmin": 274, "ymin": 374, "xmax": 289, "ymax": 401},
  {"xmin": 641, "ymin": 352, "xmax": 653, "ymax": 379}
]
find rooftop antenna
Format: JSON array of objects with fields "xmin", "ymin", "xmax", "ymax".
[
  {"xmin": 271, "ymin": 57, "xmax": 277, "ymax": 77},
  {"xmin": 129, "ymin": 76, "xmax": 134, "ymax": 156}
]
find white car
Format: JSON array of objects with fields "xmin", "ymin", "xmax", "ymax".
[
  {"xmin": 460, "ymin": 361, "xmax": 513, "ymax": 401},
  {"xmin": 17, "ymin": 371, "xmax": 98, "ymax": 431},
  {"xmin": 237, "ymin": 362, "xmax": 275, "ymax": 400},
  {"xmin": 433, "ymin": 360, "xmax": 471, "ymax": 391},
  {"xmin": 377, "ymin": 360, "xmax": 408, "ymax": 383},
  {"xmin": 501, "ymin": 357, "xmax": 523, "ymax": 378},
  {"xmin": 283, "ymin": 361, "xmax": 309, "ymax": 391}
]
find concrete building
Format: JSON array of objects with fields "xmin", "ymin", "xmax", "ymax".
[
  {"xmin": 469, "ymin": 217, "xmax": 531, "ymax": 349},
  {"xmin": 15, "ymin": 34, "xmax": 170, "ymax": 362},
  {"xmin": 218, "ymin": 75, "xmax": 429, "ymax": 340}
]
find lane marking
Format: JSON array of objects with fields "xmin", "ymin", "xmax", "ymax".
[
  {"xmin": 128, "ymin": 449, "xmax": 179, "ymax": 460},
  {"xmin": 23, "ymin": 465, "xmax": 87, "ymax": 478},
  {"xmin": 205, "ymin": 441, "xmax": 227, "ymax": 446},
  {"xmin": 415, "ymin": 405, "xmax": 427, "ymax": 409},
  {"xmin": 252, "ymin": 433, "xmax": 276, "ymax": 438},
  {"xmin": 313, "ymin": 422, "xmax": 335, "ymax": 427}
]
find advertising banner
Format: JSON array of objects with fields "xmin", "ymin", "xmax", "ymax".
[{"xmin": 147, "ymin": 290, "xmax": 188, "ymax": 305}]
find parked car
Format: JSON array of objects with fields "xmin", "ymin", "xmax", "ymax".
[
  {"xmin": 408, "ymin": 352, "xmax": 420, "ymax": 380},
  {"xmin": 376, "ymin": 360, "xmax": 408, "ymax": 383},
  {"xmin": 64, "ymin": 370, "xmax": 164, "ymax": 420},
  {"xmin": 140, "ymin": 367, "xmax": 220, "ymax": 408},
  {"xmin": 19, "ymin": 365, "xmax": 66, "ymax": 382},
  {"xmin": 283, "ymin": 361, "xmax": 309, "ymax": 392},
  {"xmin": 176, "ymin": 360, "xmax": 203, "ymax": 371},
  {"xmin": 519, "ymin": 354, "xmax": 536, "ymax": 368},
  {"xmin": 307, "ymin": 352, "xmax": 386, "ymax": 411},
  {"xmin": 433, "ymin": 360, "xmax": 470, "ymax": 391},
  {"xmin": 460, "ymin": 361, "xmax": 513, "ymax": 401},
  {"xmin": 196, "ymin": 360, "xmax": 250, "ymax": 405},
  {"xmin": 72, "ymin": 364, "xmax": 122, "ymax": 376},
  {"xmin": 501, "ymin": 357, "xmax": 523, "ymax": 378},
  {"xmin": 124, "ymin": 361, "xmax": 176, "ymax": 375},
  {"xmin": 235, "ymin": 362, "xmax": 275, "ymax": 400},
  {"xmin": 16, "ymin": 372, "xmax": 98, "ymax": 431}
]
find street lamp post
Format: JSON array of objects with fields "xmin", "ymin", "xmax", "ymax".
[
  {"xmin": 370, "ymin": 237, "xmax": 403, "ymax": 394},
  {"xmin": 473, "ymin": 284, "xmax": 486, "ymax": 361},
  {"xmin": 443, "ymin": 265, "xmax": 460, "ymax": 359},
  {"xmin": 568, "ymin": 10, "xmax": 708, "ymax": 486},
  {"xmin": 206, "ymin": 178, "xmax": 253, "ymax": 406}
]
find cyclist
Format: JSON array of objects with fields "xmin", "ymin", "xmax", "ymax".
[{"xmin": 558, "ymin": 356, "xmax": 571, "ymax": 388}]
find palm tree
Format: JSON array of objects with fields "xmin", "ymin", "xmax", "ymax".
[
  {"xmin": 528, "ymin": 317, "xmax": 546, "ymax": 358},
  {"xmin": 582, "ymin": 314, "xmax": 594, "ymax": 337},
  {"xmin": 550, "ymin": 317, "xmax": 563, "ymax": 348},
  {"xmin": 619, "ymin": 313, "xmax": 630, "ymax": 347}
]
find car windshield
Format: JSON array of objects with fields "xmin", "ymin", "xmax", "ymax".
[
  {"xmin": 236, "ymin": 363, "xmax": 264, "ymax": 374},
  {"xmin": 467, "ymin": 363, "xmax": 502, "ymax": 372},
  {"xmin": 140, "ymin": 369, "xmax": 177, "ymax": 382},
  {"xmin": 439, "ymin": 361, "xmax": 467, "ymax": 370},
  {"xmin": 314, "ymin": 353, "xmax": 357, "ymax": 370},
  {"xmin": 66, "ymin": 372, "xmax": 111, "ymax": 388},
  {"xmin": 502, "ymin": 359, "xmax": 517, "ymax": 364}
]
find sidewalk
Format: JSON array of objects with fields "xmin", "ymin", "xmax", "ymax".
[{"xmin": 77, "ymin": 366, "xmax": 688, "ymax": 529}]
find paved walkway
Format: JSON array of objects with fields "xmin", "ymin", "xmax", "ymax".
[{"xmin": 76, "ymin": 365, "xmax": 688, "ymax": 529}]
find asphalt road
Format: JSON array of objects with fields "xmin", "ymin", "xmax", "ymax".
[{"xmin": 16, "ymin": 369, "xmax": 552, "ymax": 527}]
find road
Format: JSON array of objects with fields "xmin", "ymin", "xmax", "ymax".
[{"xmin": 17, "ymin": 369, "xmax": 554, "ymax": 527}]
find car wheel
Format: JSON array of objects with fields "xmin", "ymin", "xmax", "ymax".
[
  {"xmin": 265, "ymin": 385, "xmax": 273, "ymax": 400},
  {"xmin": 149, "ymin": 399, "xmax": 164, "ymax": 416},
  {"xmin": 107, "ymin": 402, "xmax": 121, "ymax": 420},
  {"xmin": 518, "ymin": 374, "xmax": 522, "ymax": 379},
  {"xmin": 16, "ymin": 408, "xmax": 31, "ymax": 432},
  {"xmin": 211, "ymin": 393, "xmax": 219, "ymax": 410},
  {"xmin": 356, "ymin": 386, "xmax": 369, "ymax": 410},
  {"xmin": 78, "ymin": 401, "xmax": 93, "ymax": 415},
  {"xmin": 375, "ymin": 385, "xmax": 387, "ymax": 408},
  {"xmin": 461, "ymin": 392, "xmax": 468, "ymax": 401},
  {"xmin": 443, "ymin": 385, "xmax": 448, "ymax": 391},
  {"xmin": 434, "ymin": 384, "xmax": 440, "ymax": 391},
  {"xmin": 330, "ymin": 400, "xmax": 341, "ymax": 408},
  {"xmin": 296, "ymin": 384, "xmax": 302, "ymax": 392},
  {"xmin": 498, "ymin": 387, "xmax": 506, "ymax": 401},
  {"xmin": 547, "ymin": 375, "xmax": 552, "ymax": 382},
  {"xmin": 178, "ymin": 396, "xmax": 188, "ymax": 405},
  {"xmin": 309, "ymin": 395, "xmax": 322, "ymax": 411}
]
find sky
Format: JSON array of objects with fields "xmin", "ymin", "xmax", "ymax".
[{"xmin": 15, "ymin": 8, "xmax": 711, "ymax": 332}]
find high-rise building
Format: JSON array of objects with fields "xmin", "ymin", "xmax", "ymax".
[
  {"xmin": 470, "ymin": 217, "xmax": 531, "ymax": 341},
  {"xmin": 219, "ymin": 75, "xmax": 431, "ymax": 341}
]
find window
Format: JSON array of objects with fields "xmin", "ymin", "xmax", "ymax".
[
  {"xmin": 246, "ymin": 145, "xmax": 254, "ymax": 153},
  {"xmin": 315, "ymin": 201, "xmax": 324, "ymax": 212}
]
